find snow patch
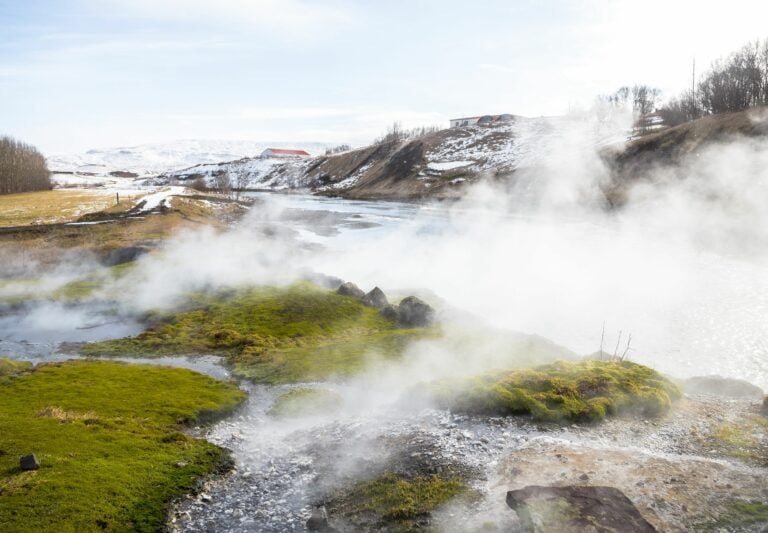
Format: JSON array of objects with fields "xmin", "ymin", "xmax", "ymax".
[{"xmin": 428, "ymin": 161, "xmax": 475, "ymax": 171}]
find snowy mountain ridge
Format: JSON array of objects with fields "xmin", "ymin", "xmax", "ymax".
[{"xmin": 47, "ymin": 139, "xmax": 336, "ymax": 176}]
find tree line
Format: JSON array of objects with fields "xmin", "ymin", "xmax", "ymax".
[
  {"xmin": 599, "ymin": 37, "xmax": 768, "ymax": 130},
  {"xmin": 660, "ymin": 38, "xmax": 768, "ymax": 126},
  {"xmin": 373, "ymin": 122, "xmax": 442, "ymax": 145},
  {"xmin": 0, "ymin": 136, "xmax": 50, "ymax": 195}
]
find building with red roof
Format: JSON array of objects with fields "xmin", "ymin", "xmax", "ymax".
[{"xmin": 260, "ymin": 148, "xmax": 311, "ymax": 159}]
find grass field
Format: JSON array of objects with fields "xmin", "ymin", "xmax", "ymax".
[
  {"xmin": 0, "ymin": 359, "xmax": 246, "ymax": 532},
  {"xmin": 0, "ymin": 189, "xmax": 144, "ymax": 227}
]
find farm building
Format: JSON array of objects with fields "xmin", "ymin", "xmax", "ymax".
[
  {"xmin": 260, "ymin": 148, "xmax": 311, "ymax": 159},
  {"xmin": 449, "ymin": 114, "xmax": 515, "ymax": 128}
]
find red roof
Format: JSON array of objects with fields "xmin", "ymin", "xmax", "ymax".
[{"xmin": 266, "ymin": 148, "xmax": 310, "ymax": 156}]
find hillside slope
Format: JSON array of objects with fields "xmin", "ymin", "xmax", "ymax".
[
  {"xmin": 167, "ymin": 116, "xmax": 626, "ymax": 200},
  {"xmin": 601, "ymin": 108, "xmax": 768, "ymax": 205},
  {"xmin": 159, "ymin": 109, "xmax": 768, "ymax": 202}
]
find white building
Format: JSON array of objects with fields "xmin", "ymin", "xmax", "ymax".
[{"xmin": 450, "ymin": 114, "xmax": 515, "ymax": 128}]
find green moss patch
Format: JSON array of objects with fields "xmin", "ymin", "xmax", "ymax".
[
  {"xmin": 709, "ymin": 501, "xmax": 768, "ymax": 529},
  {"xmin": 707, "ymin": 417, "xmax": 768, "ymax": 465},
  {"xmin": 269, "ymin": 388, "xmax": 343, "ymax": 418},
  {"xmin": 428, "ymin": 360, "xmax": 681, "ymax": 423},
  {"xmin": 84, "ymin": 283, "xmax": 434, "ymax": 383},
  {"xmin": 327, "ymin": 472, "xmax": 468, "ymax": 531},
  {"xmin": 0, "ymin": 359, "xmax": 246, "ymax": 532}
]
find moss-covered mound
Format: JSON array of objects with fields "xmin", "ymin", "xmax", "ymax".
[
  {"xmin": 268, "ymin": 388, "xmax": 343, "ymax": 418},
  {"xmin": 326, "ymin": 472, "xmax": 468, "ymax": 532},
  {"xmin": 84, "ymin": 282, "xmax": 434, "ymax": 383},
  {"xmin": 0, "ymin": 359, "xmax": 246, "ymax": 532},
  {"xmin": 428, "ymin": 360, "xmax": 681, "ymax": 423}
]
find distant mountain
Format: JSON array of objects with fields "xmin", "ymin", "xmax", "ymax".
[{"xmin": 47, "ymin": 139, "xmax": 336, "ymax": 177}]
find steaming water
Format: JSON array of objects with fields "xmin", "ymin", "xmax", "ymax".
[
  {"xmin": 242, "ymin": 192, "xmax": 768, "ymax": 390},
  {"xmin": 3, "ymin": 189, "xmax": 768, "ymax": 530}
]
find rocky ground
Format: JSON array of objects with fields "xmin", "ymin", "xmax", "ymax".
[{"xmin": 171, "ymin": 381, "xmax": 767, "ymax": 532}]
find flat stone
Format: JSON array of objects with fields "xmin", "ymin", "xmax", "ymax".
[
  {"xmin": 506, "ymin": 485, "xmax": 657, "ymax": 532},
  {"xmin": 20, "ymin": 454, "xmax": 40, "ymax": 471}
]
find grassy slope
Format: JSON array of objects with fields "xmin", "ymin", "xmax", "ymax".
[
  {"xmin": 83, "ymin": 283, "xmax": 435, "ymax": 383},
  {"xmin": 429, "ymin": 359, "xmax": 681, "ymax": 423},
  {"xmin": 0, "ymin": 359, "xmax": 246, "ymax": 532},
  {"xmin": 0, "ymin": 190, "xmax": 144, "ymax": 227}
]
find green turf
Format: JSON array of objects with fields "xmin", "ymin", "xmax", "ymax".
[
  {"xmin": 268, "ymin": 387, "xmax": 343, "ymax": 418},
  {"xmin": 83, "ymin": 282, "xmax": 435, "ymax": 383},
  {"xmin": 328, "ymin": 472, "xmax": 468, "ymax": 532},
  {"xmin": 428, "ymin": 359, "xmax": 681, "ymax": 423},
  {"xmin": 0, "ymin": 359, "xmax": 246, "ymax": 532}
]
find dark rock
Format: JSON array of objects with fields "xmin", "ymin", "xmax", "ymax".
[
  {"xmin": 336, "ymin": 282, "xmax": 365, "ymax": 299},
  {"xmin": 307, "ymin": 506, "xmax": 334, "ymax": 531},
  {"xmin": 396, "ymin": 296, "xmax": 435, "ymax": 327},
  {"xmin": 20, "ymin": 454, "xmax": 40, "ymax": 471},
  {"xmin": 684, "ymin": 376, "xmax": 764, "ymax": 399},
  {"xmin": 380, "ymin": 304, "xmax": 399, "ymax": 321},
  {"xmin": 506, "ymin": 485, "xmax": 657, "ymax": 532},
  {"xmin": 361, "ymin": 287, "xmax": 389, "ymax": 309},
  {"xmin": 100, "ymin": 246, "xmax": 150, "ymax": 267}
]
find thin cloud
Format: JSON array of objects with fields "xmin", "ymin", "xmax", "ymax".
[{"xmin": 101, "ymin": 0, "xmax": 358, "ymax": 38}]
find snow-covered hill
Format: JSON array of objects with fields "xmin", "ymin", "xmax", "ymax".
[{"xmin": 47, "ymin": 139, "xmax": 335, "ymax": 177}]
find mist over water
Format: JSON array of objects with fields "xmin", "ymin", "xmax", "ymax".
[{"xmin": 3, "ymin": 114, "xmax": 768, "ymax": 532}]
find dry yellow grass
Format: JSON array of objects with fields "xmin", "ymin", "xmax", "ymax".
[{"xmin": 0, "ymin": 190, "xmax": 144, "ymax": 227}]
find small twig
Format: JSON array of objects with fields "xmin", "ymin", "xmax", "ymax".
[
  {"xmin": 621, "ymin": 333, "xmax": 633, "ymax": 361},
  {"xmin": 599, "ymin": 321, "xmax": 605, "ymax": 360},
  {"xmin": 613, "ymin": 330, "xmax": 622, "ymax": 361}
]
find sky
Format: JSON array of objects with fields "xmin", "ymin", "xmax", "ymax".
[{"xmin": 2, "ymin": 0, "xmax": 768, "ymax": 155}]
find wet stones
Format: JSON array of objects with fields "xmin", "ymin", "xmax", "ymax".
[
  {"xmin": 360, "ymin": 286, "xmax": 389, "ymax": 310},
  {"xmin": 336, "ymin": 280, "xmax": 435, "ymax": 327},
  {"xmin": 396, "ymin": 296, "xmax": 435, "ymax": 327},
  {"xmin": 336, "ymin": 282, "xmax": 365, "ymax": 299},
  {"xmin": 20, "ymin": 454, "xmax": 40, "ymax": 471},
  {"xmin": 506, "ymin": 485, "xmax": 657, "ymax": 533}
]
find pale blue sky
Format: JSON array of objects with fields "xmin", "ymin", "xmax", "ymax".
[{"xmin": 2, "ymin": 0, "xmax": 767, "ymax": 154}]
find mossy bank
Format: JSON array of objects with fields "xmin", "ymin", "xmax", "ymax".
[
  {"xmin": 83, "ymin": 282, "xmax": 436, "ymax": 383},
  {"xmin": 0, "ymin": 359, "xmax": 246, "ymax": 532},
  {"xmin": 428, "ymin": 359, "xmax": 681, "ymax": 423}
]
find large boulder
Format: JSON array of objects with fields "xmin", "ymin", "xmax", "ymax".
[
  {"xmin": 361, "ymin": 287, "xmax": 389, "ymax": 309},
  {"xmin": 336, "ymin": 282, "xmax": 365, "ymax": 299},
  {"xmin": 20, "ymin": 454, "xmax": 40, "ymax": 471},
  {"xmin": 395, "ymin": 296, "xmax": 435, "ymax": 327},
  {"xmin": 506, "ymin": 485, "xmax": 657, "ymax": 532},
  {"xmin": 684, "ymin": 376, "xmax": 764, "ymax": 399},
  {"xmin": 380, "ymin": 304, "xmax": 399, "ymax": 322}
]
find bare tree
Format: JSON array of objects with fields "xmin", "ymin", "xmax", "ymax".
[
  {"xmin": 0, "ymin": 136, "xmax": 50, "ymax": 195},
  {"xmin": 212, "ymin": 169, "xmax": 232, "ymax": 197}
]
